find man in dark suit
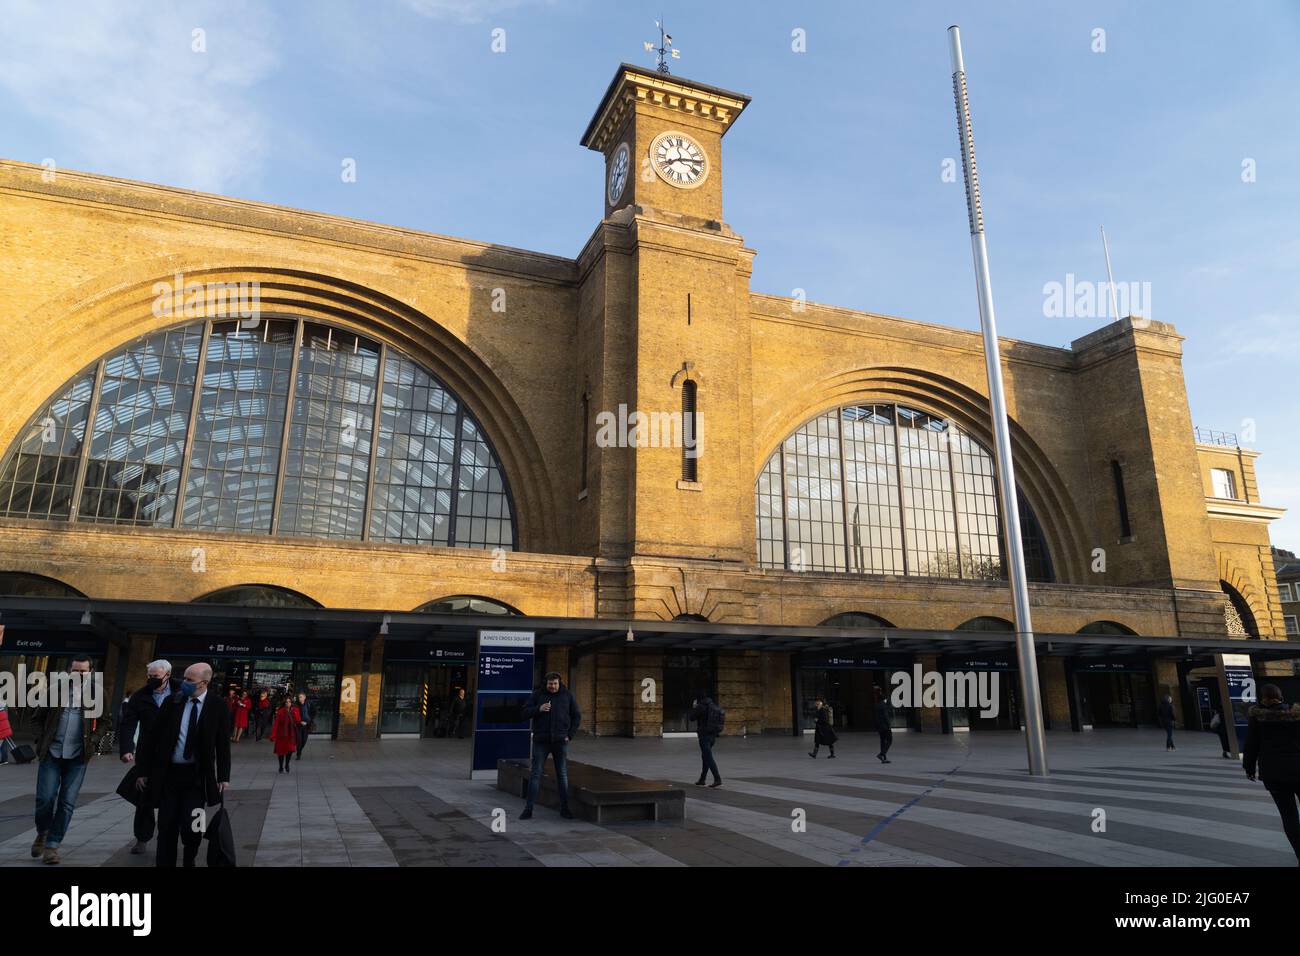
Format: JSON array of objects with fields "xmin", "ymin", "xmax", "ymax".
[
  {"xmin": 119, "ymin": 659, "xmax": 182, "ymax": 854},
  {"xmin": 135, "ymin": 663, "xmax": 231, "ymax": 867}
]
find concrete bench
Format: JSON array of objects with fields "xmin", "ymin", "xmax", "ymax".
[{"xmin": 497, "ymin": 758, "xmax": 685, "ymax": 823}]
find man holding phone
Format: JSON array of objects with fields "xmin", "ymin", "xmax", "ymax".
[{"xmin": 519, "ymin": 671, "xmax": 582, "ymax": 820}]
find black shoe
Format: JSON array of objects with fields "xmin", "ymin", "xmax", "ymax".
[
  {"xmin": 520, "ymin": 808, "xmax": 533, "ymax": 820},
  {"xmin": 560, "ymin": 808, "xmax": 574, "ymax": 820},
  {"xmin": 694, "ymin": 778, "xmax": 707, "ymax": 786},
  {"xmin": 808, "ymin": 751, "xmax": 817, "ymax": 758},
  {"xmin": 881, "ymin": 758, "xmax": 891, "ymax": 764},
  {"xmin": 877, "ymin": 753, "xmax": 885, "ymax": 763},
  {"xmin": 828, "ymin": 752, "xmax": 836, "ymax": 759},
  {"xmin": 709, "ymin": 780, "xmax": 723, "ymax": 788}
]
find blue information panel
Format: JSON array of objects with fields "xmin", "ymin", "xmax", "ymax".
[
  {"xmin": 471, "ymin": 630, "xmax": 535, "ymax": 778},
  {"xmin": 1222, "ymin": 653, "xmax": 1256, "ymax": 751}
]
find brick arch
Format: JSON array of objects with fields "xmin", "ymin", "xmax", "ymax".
[
  {"xmin": 1216, "ymin": 552, "xmax": 1268, "ymax": 637},
  {"xmin": 753, "ymin": 365, "xmax": 1088, "ymax": 584},
  {"xmin": 1, "ymin": 260, "xmax": 559, "ymax": 552}
]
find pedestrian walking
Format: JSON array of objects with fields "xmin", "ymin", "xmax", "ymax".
[
  {"xmin": 1210, "ymin": 707, "xmax": 1232, "ymax": 758},
  {"xmin": 689, "ymin": 693, "xmax": 725, "ymax": 788},
  {"xmin": 135, "ymin": 663, "xmax": 231, "ymax": 867},
  {"xmin": 519, "ymin": 672, "xmax": 581, "ymax": 819},
  {"xmin": 1159, "ymin": 693, "xmax": 1177, "ymax": 751},
  {"xmin": 294, "ymin": 692, "xmax": 311, "ymax": 759},
  {"xmin": 874, "ymin": 686, "xmax": 894, "ymax": 764},
  {"xmin": 118, "ymin": 659, "xmax": 182, "ymax": 854},
  {"xmin": 270, "ymin": 697, "xmax": 299, "ymax": 773},
  {"xmin": 232, "ymin": 691, "xmax": 250, "ymax": 743},
  {"xmin": 254, "ymin": 690, "xmax": 271, "ymax": 741},
  {"xmin": 30, "ymin": 656, "xmax": 113, "ymax": 864},
  {"xmin": 1243, "ymin": 684, "xmax": 1300, "ymax": 865},
  {"xmin": 447, "ymin": 687, "xmax": 468, "ymax": 739},
  {"xmin": 0, "ymin": 705, "xmax": 15, "ymax": 766},
  {"xmin": 808, "ymin": 697, "xmax": 837, "ymax": 758}
]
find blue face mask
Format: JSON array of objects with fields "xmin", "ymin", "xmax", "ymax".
[{"xmin": 180, "ymin": 680, "xmax": 198, "ymax": 697}]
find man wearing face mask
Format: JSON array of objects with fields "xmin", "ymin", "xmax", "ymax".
[
  {"xmin": 118, "ymin": 660, "xmax": 182, "ymax": 854},
  {"xmin": 135, "ymin": 663, "xmax": 231, "ymax": 867}
]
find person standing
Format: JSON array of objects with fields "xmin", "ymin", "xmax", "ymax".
[
  {"xmin": 119, "ymin": 659, "xmax": 182, "ymax": 854},
  {"xmin": 447, "ymin": 687, "xmax": 468, "ymax": 739},
  {"xmin": 270, "ymin": 697, "xmax": 298, "ymax": 773},
  {"xmin": 689, "ymin": 693, "xmax": 724, "ymax": 788},
  {"xmin": 1243, "ymin": 684, "xmax": 1300, "ymax": 865},
  {"xmin": 874, "ymin": 686, "xmax": 894, "ymax": 764},
  {"xmin": 294, "ymin": 692, "xmax": 311, "ymax": 759},
  {"xmin": 31, "ymin": 656, "xmax": 113, "ymax": 864},
  {"xmin": 519, "ymin": 672, "xmax": 581, "ymax": 819},
  {"xmin": 1158, "ymin": 693, "xmax": 1177, "ymax": 751},
  {"xmin": 135, "ymin": 663, "xmax": 231, "ymax": 867},
  {"xmin": 808, "ymin": 698, "xmax": 837, "ymax": 758}
]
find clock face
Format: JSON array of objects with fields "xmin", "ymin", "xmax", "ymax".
[
  {"xmin": 607, "ymin": 142, "xmax": 630, "ymax": 205},
  {"xmin": 650, "ymin": 131, "xmax": 708, "ymax": 189}
]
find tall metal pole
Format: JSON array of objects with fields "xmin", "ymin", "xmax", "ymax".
[
  {"xmin": 1101, "ymin": 226, "xmax": 1122, "ymax": 322},
  {"xmin": 947, "ymin": 25, "xmax": 1049, "ymax": 775}
]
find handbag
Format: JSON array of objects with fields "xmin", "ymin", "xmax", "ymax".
[
  {"xmin": 205, "ymin": 794, "xmax": 237, "ymax": 867},
  {"xmin": 116, "ymin": 765, "xmax": 146, "ymax": 806}
]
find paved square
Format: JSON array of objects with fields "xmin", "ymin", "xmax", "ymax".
[{"xmin": 0, "ymin": 729, "xmax": 1291, "ymax": 867}]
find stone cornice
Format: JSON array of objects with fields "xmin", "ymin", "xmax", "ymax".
[
  {"xmin": 580, "ymin": 63, "xmax": 751, "ymax": 153},
  {"xmin": 1205, "ymin": 499, "xmax": 1287, "ymax": 523}
]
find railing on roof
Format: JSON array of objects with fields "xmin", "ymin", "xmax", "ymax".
[{"xmin": 1194, "ymin": 427, "xmax": 1239, "ymax": 447}]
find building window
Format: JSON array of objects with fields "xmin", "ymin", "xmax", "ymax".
[
  {"xmin": 0, "ymin": 317, "xmax": 516, "ymax": 552},
  {"xmin": 755, "ymin": 403, "xmax": 1053, "ymax": 582},
  {"xmin": 1110, "ymin": 460, "xmax": 1132, "ymax": 539},
  {"xmin": 580, "ymin": 392, "xmax": 590, "ymax": 493},
  {"xmin": 1280, "ymin": 582, "xmax": 1294, "ymax": 603},
  {"xmin": 1211, "ymin": 468, "xmax": 1238, "ymax": 500},
  {"xmin": 681, "ymin": 380, "xmax": 698, "ymax": 483},
  {"xmin": 1285, "ymin": 615, "xmax": 1299, "ymax": 637}
]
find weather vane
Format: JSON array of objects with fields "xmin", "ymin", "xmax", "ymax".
[{"xmin": 644, "ymin": 19, "xmax": 679, "ymax": 74}]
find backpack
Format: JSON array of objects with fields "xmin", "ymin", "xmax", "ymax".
[{"xmin": 704, "ymin": 702, "xmax": 726, "ymax": 735}]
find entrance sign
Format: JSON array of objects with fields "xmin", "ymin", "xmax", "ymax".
[
  {"xmin": 471, "ymin": 630, "xmax": 535, "ymax": 779},
  {"xmin": 1222, "ymin": 653, "xmax": 1256, "ymax": 751}
]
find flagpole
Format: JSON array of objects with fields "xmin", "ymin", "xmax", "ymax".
[
  {"xmin": 947, "ymin": 25, "xmax": 1049, "ymax": 776},
  {"xmin": 1101, "ymin": 226, "xmax": 1121, "ymax": 322}
]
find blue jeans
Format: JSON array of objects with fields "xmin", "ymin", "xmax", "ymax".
[
  {"xmin": 698, "ymin": 734, "xmax": 721, "ymax": 782},
  {"xmin": 525, "ymin": 739, "xmax": 569, "ymax": 811},
  {"xmin": 35, "ymin": 755, "xmax": 88, "ymax": 848}
]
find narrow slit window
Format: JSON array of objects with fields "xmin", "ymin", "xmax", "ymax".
[
  {"xmin": 681, "ymin": 380, "xmax": 698, "ymax": 482},
  {"xmin": 1111, "ymin": 459, "xmax": 1132, "ymax": 538}
]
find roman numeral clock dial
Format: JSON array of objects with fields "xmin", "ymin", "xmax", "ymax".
[{"xmin": 649, "ymin": 130, "xmax": 709, "ymax": 189}]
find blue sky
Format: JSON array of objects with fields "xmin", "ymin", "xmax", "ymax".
[{"xmin": 3, "ymin": 0, "xmax": 1298, "ymax": 546}]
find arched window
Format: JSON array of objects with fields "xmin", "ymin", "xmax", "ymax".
[
  {"xmin": 0, "ymin": 318, "xmax": 515, "ymax": 551},
  {"xmin": 956, "ymin": 616, "xmax": 1015, "ymax": 632},
  {"xmin": 820, "ymin": 612, "xmax": 894, "ymax": 628},
  {"xmin": 755, "ymin": 403, "xmax": 1053, "ymax": 582},
  {"xmin": 416, "ymin": 596, "xmax": 521, "ymax": 616},
  {"xmin": 0, "ymin": 572, "xmax": 85, "ymax": 598},
  {"xmin": 1221, "ymin": 582, "xmax": 1258, "ymax": 637},
  {"xmin": 193, "ymin": 585, "xmax": 321, "ymax": 608},
  {"xmin": 1078, "ymin": 621, "xmax": 1137, "ymax": 636}
]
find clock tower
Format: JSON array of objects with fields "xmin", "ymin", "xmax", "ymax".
[
  {"xmin": 580, "ymin": 63, "xmax": 750, "ymax": 222},
  {"xmin": 573, "ymin": 61, "xmax": 758, "ymax": 621}
]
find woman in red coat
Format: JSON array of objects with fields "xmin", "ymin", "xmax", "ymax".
[
  {"xmin": 231, "ymin": 691, "xmax": 251, "ymax": 743},
  {"xmin": 270, "ymin": 697, "xmax": 300, "ymax": 773}
]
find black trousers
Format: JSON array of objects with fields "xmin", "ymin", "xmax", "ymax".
[
  {"xmin": 1266, "ymin": 783, "xmax": 1300, "ymax": 862},
  {"xmin": 878, "ymin": 727, "xmax": 894, "ymax": 757},
  {"xmin": 296, "ymin": 725, "xmax": 309, "ymax": 757},
  {"xmin": 133, "ymin": 801, "xmax": 157, "ymax": 842},
  {"xmin": 156, "ymin": 764, "xmax": 206, "ymax": 867}
]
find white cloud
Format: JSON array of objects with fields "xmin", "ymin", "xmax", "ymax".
[{"xmin": 0, "ymin": 0, "xmax": 278, "ymax": 193}]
